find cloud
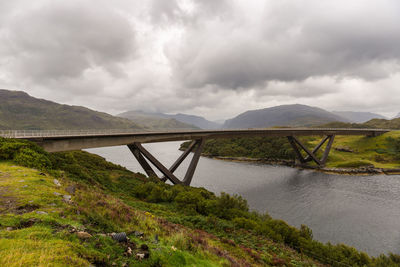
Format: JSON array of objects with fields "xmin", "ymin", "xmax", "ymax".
[
  {"xmin": 2, "ymin": 0, "xmax": 136, "ymax": 84},
  {"xmin": 0, "ymin": 0, "xmax": 400, "ymax": 121},
  {"xmin": 167, "ymin": 0, "xmax": 400, "ymax": 89}
]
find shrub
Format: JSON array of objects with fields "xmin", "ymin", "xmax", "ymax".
[
  {"xmin": 233, "ymin": 217, "xmax": 257, "ymax": 230},
  {"xmin": 14, "ymin": 147, "xmax": 52, "ymax": 170}
]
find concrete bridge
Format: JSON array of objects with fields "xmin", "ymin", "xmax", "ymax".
[{"xmin": 0, "ymin": 128, "xmax": 390, "ymax": 185}]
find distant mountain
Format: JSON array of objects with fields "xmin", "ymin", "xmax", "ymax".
[
  {"xmin": 169, "ymin": 113, "xmax": 222, "ymax": 129},
  {"xmin": 117, "ymin": 110, "xmax": 198, "ymax": 130},
  {"xmin": 223, "ymin": 104, "xmax": 348, "ymax": 129},
  {"xmin": 394, "ymin": 113, "xmax": 400, "ymax": 119},
  {"xmin": 120, "ymin": 111, "xmax": 222, "ymax": 130},
  {"xmin": 332, "ymin": 111, "xmax": 386, "ymax": 123},
  {"xmin": 0, "ymin": 89, "xmax": 142, "ymax": 130}
]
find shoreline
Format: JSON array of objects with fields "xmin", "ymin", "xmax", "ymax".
[{"xmin": 203, "ymin": 155, "xmax": 400, "ymax": 176}]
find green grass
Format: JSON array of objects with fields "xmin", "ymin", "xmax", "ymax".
[
  {"xmin": 310, "ymin": 131, "xmax": 400, "ymax": 169},
  {"xmin": 1, "ymin": 137, "xmax": 400, "ymax": 266}
]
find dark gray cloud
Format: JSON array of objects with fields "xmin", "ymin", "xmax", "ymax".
[
  {"xmin": 0, "ymin": 0, "xmax": 399, "ymax": 120},
  {"xmin": 167, "ymin": 0, "xmax": 400, "ymax": 90}
]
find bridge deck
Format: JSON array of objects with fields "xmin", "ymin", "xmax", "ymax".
[{"xmin": 0, "ymin": 128, "xmax": 390, "ymax": 152}]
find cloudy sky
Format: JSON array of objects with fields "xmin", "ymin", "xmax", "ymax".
[{"xmin": 1, "ymin": 0, "xmax": 400, "ymax": 120}]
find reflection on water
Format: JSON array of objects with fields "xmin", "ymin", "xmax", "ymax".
[{"xmin": 87, "ymin": 142, "xmax": 400, "ymax": 256}]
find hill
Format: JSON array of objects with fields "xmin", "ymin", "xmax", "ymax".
[
  {"xmin": 121, "ymin": 111, "xmax": 221, "ymax": 130},
  {"xmin": 169, "ymin": 113, "xmax": 222, "ymax": 129},
  {"xmin": 1, "ymin": 137, "xmax": 399, "ymax": 266},
  {"xmin": 117, "ymin": 110, "xmax": 199, "ymax": 130},
  {"xmin": 319, "ymin": 118, "xmax": 400, "ymax": 130},
  {"xmin": 0, "ymin": 89, "xmax": 142, "ymax": 130},
  {"xmin": 224, "ymin": 104, "xmax": 348, "ymax": 129},
  {"xmin": 332, "ymin": 111, "xmax": 386, "ymax": 123}
]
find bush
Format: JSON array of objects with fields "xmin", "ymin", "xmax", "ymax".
[
  {"xmin": 0, "ymin": 138, "xmax": 52, "ymax": 170},
  {"xmin": 14, "ymin": 147, "xmax": 52, "ymax": 169},
  {"xmin": 233, "ymin": 217, "xmax": 257, "ymax": 230}
]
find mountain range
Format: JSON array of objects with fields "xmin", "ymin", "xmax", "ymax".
[
  {"xmin": 331, "ymin": 111, "xmax": 387, "ymax": 123},
  {"xmin": 223, "ymin": 104, "xmax": 349, "ymax": 128},
  {"xmin": 117, "ymin": 110, "xmax": 198, "ymax": 130},
  {"xmin": 0, "ymin": 89, "xmax": 397, "ymax": 130},
  {"xmin": 0, "ymin": 89, "xmax": 142, "ymax": 130},
  {"xmin": 118, "ymin": 110, "xmax": 221, "ymax": 130}
]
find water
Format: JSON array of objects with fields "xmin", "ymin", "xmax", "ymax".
[{"xmin": 87, "ymin": 142, "xmax": 400, "ymax": 256}]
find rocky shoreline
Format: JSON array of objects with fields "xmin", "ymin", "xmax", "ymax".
[{"xmin": 204, "ymin": 155, "xmax": 400, "ymax": 175}]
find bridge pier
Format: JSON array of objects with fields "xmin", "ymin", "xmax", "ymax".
[
  {"xmin": 127, "ymin": 138, "xmax": 205, "ymax": 186},
  {"xmin": 287, "ymin": 135, "xmax": 335, "ymax": 167}
]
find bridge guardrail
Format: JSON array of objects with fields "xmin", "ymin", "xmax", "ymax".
[
  {"xmin": 0, "ymin": 128, "xmax": 199, "ymax": 138},
  {"xmin": 0, "ymin": 128, "xmax": 392, "ymax": 139}
]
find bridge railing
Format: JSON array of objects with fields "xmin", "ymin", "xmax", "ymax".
[
  {"xmin": 0, "ymin": 128, "xmax": 198, "ymax": 138},
  {"xmin": 0, "ymin": 128, "xmax": 391, "ymax": 139},
  {"xmin": 0, "ymin": 129, "xmax": 138, "ymax": 138}
]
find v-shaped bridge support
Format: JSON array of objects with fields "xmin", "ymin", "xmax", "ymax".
[
  {"xmin": 127, "ymin": 138, "xmax": 205, "ymax": 186},
  {"xmin": 287, "ymin": 135, "xmax": 335, "ymax": 167}
]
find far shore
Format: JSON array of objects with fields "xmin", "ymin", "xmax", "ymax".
[{"xmin": 203, "ymin": 155, "xmax": 400, "ymax": 176}]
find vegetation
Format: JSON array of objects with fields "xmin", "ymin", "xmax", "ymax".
[
  {"xmin": 1, "ymin": 138, "xmax": 400, "ymax": 266},
  {"xmin": 182, "ymin": 131, "xmax": 400, "ymax": 170},
  {"xmin": 0, "ymin": 89, "xmax": 142, "ymax": 130},
  {"xmin": 182, "ymin": 137, "xmax": 297, "ymax": 160},
  {"xmin": 318, "ymin": 118, "xmax": 400, "ymax": 130}
]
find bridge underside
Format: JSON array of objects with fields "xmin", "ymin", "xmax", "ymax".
[{"xmin": 127, "ymin": 134, "xmax": 336, "ymax": 186}]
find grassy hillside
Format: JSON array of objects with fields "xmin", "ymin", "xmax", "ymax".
[
  {"xmin": 0, "ymin": 89, "xmax": 142, "ymax": 130},
  {"xmin": 117, "ymin": 111, "xmax": 199, "ymax": 130},
  {"xmin": 318, "ymin": 118, "xmax": 400, "ymax": 130},
  {"xmin": 1, "ymin": 138, "xmax": 399, "ymax": 266}
]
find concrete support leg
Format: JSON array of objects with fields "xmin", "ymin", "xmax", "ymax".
[
  {"xmin": 127, "ymin": 139, "xmax": 205, "ymax": 186},
  {"xmin": 182, "ymin": 138, "xmax": 205, "ymax": 186},
  {"xmin": 287, "ymin": 135, "xmax": 335, "ymax": 167},
  {"xmin": 127, "ymin": 144, "xmax": 158, "ymax": 178}
]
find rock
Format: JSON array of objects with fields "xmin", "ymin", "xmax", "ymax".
[
  {"xmin": 134, "ymin": 231, "xmax": 144, "ymax": 237},
  {"xmin": 126, "ymin": 247, "xmax": 133, "ymax": 256},
  {"xmin": 97, "ymin": 233, "xmax": 107, "ymax": 237},
  {"xmin": 53, "ymin": 179, "xmax": 61, "ymax": 186},
  {"xmin": 18, "ymin": 180, "xmax": 25, "ymax": 183},
  {"xmin": 136, "ymin": 253, "xmax": 145, "ymax": 260},
  {"xmin": 76, "ymin": 231, "xmax": 92, "ymax": 239},
  {"xmin": 6, "ymin": 227, "xmax": 13, "ymax": 231},
  {"xmin": 36, "ymin": 211, "xmax": 48, "ymax": 215},
  {"xmin": 335, "ymin": 147, "xmax": 354, "ymax": 153},
  {"xmin": 65, "ymin": 185, "xmax": 76, "ymax": 195},
  {"xmin": 63, "ymin": 195, "xmax": 72, "ymax": 201},
  {"xmin": 21, "ymin": 185, "xmax": 28, "ymax": 188},
  {"xmin": 54, "ymin": 192, "xmax": 61, "ymax": 196},
  {"xmin": 111, "ymin": 232, "xmax": 127, "ymax": 242}
]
